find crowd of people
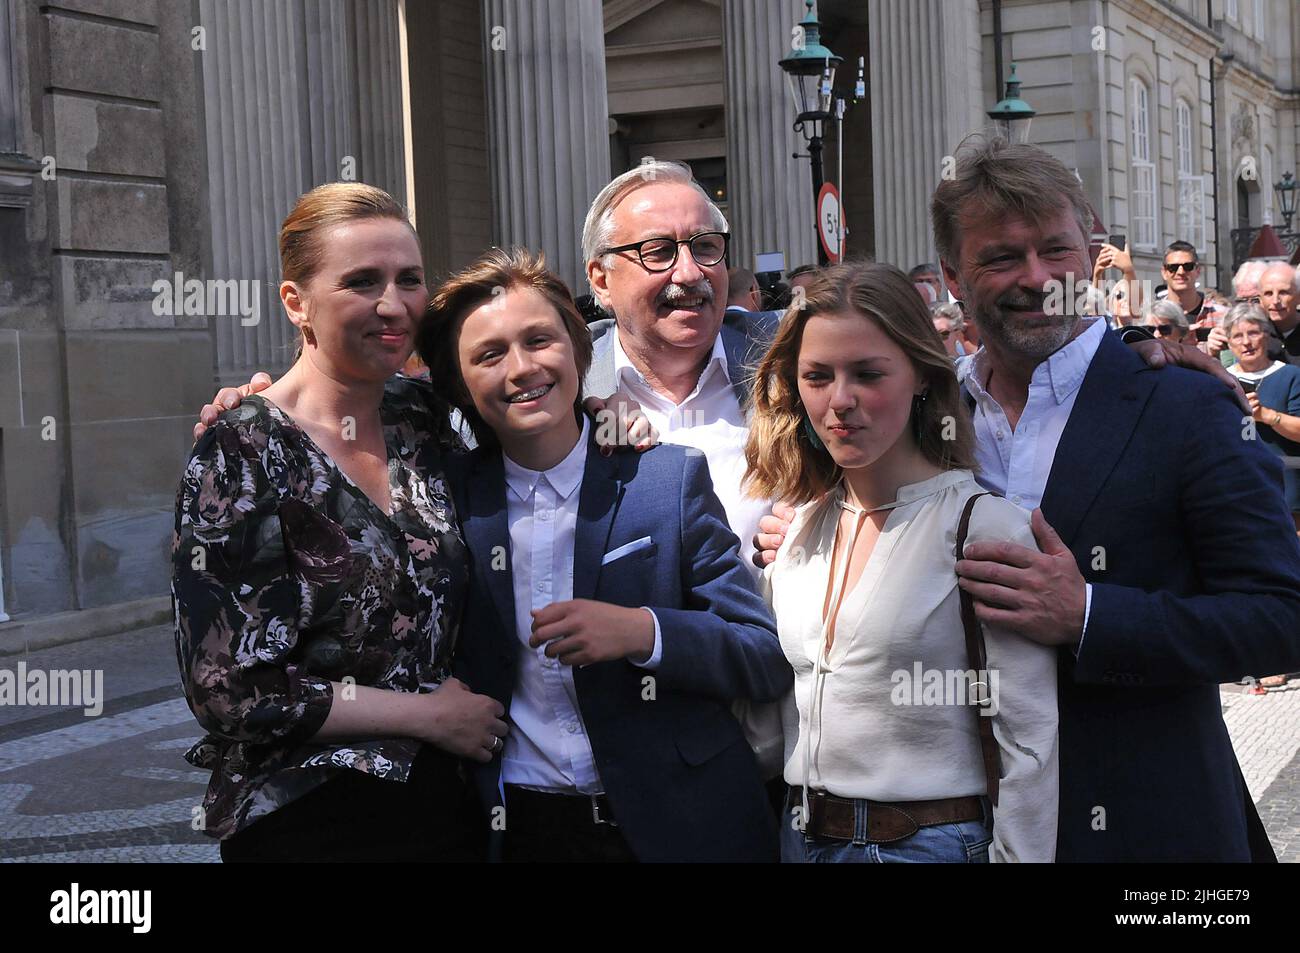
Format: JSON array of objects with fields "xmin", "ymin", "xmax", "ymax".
[{"xmin": 171, "ymin": 136, "xmax": 1300, "ymax": 864}]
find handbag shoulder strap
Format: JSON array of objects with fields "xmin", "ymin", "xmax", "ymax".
[{"xmin": 955, "ymin": 492, "xmax": 1002, "ymax": 808}]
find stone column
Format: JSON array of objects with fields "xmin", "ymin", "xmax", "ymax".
[
  {"xmin": 198, "ymin": 0, "xmax": 407, "ymax": 384},
  {"xmin": 483, "ymin": 0, "xmax": 610, "ymax": 293},
  {"xmin": 721, "ymin": 0, "xmax": 817, "ymax": 274},
  {"xmin": 868, "ymin": 0, "xmax": 982, "ymax": 268}
]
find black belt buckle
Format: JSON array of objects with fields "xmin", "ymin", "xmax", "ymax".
[{"xmin": 590, "ymin": 795, "xmax": 617, "ymax": 827}]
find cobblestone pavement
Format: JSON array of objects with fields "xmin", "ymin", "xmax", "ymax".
[
  {"xmin": 0, "ymin": 624, "xmax": 1296, "ymax": 862},
  {"xmin": 1221, "ymin": 679, "xmax": 1300, "ymax": 861}
]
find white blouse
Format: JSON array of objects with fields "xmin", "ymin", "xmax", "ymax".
[{"xmin": 764, "ymin": 469, "xmax": 1059, "ymax": 863}]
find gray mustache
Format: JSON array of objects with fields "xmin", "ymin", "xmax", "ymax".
[{"xmin": 657, "ymin": 281, "xmax": 714, "ymax": 306}]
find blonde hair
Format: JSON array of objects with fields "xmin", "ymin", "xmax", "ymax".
[
  {"xmin": 744, "ymin": 262, "xmax": 977, "ymax": 506},
  {"xmin": 279, "ymin": 182, "xmax": 414, "ymax": 356},
  {"xmin": 419, "ymin": 247, "xmax": 593, "ymax": 449}
]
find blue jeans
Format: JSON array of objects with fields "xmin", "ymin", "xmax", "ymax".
[{"xmin": 780, "ymin": 792, "xmax": 992, "ymax": 863}]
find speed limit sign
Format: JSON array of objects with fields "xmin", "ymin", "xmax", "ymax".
[{"xmin": 817, "ymin": 183, "xmax": 843, "ymax": 262}]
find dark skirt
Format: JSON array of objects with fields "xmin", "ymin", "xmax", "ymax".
[{"xmin": 220, "ymin": 746, "xmax": 485, "ymax": 863}]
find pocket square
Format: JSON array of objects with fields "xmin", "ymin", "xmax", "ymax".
[{"xmin": 601, "ymin": 536, "xmax": 653, "ymax": 565}]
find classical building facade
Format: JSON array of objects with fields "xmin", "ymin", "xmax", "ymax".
[{"xmin": 1, "ymin": 0, "xmax": 1296, "ymax": 623}]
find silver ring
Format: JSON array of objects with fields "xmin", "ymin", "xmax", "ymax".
[{"xmin": 489, "ymin": 735, "xmax": 503, "ymax": 754}]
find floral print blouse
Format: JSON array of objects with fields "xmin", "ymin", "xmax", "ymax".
[{"xmin": 171, "ymin": 377, "xmax": 468, "ymax": 840}]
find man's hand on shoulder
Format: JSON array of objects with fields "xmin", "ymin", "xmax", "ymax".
[
  {"xmin": 1125, "ymin": 337, "xmax": 1249, "ymax": 413},
  {"xmin": 751, "ymin": 501, "xmax": 796, "ymax": 569},
  {"xmin": 584, "ymin": 389, "xmax": 658, "ymax": 455},
  {"xmin": 194, "ymin": 372, "xmax": 273, "ymax": 441},
  {"xmin": 956, "ymin": 509, "xmax": 1087, "ymax": 647}
]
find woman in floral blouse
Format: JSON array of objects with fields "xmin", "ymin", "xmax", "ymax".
[{"xmin": 172, "ymin": 183, "xmax": 507, "ymax": 862}]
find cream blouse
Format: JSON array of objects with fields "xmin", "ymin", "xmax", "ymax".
[{"xmin": 764, "ymin": 469, "xmax": 1059, "ymax": 863}]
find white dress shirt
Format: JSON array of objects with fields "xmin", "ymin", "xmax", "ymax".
[
  {"xmin": 768, "ymin": 470, "xmax": 1060, "ymax": 862},
  {"xmin": 612, "ymin": 328, "xmax": 769, "ymax": 573},
  {"xmin": 499, "ymin": 420, "xmax": 660, "ymax": 794},
  {"xmin": 959, "ymin": 318, "xmax": 1105, "ymax": 639}
]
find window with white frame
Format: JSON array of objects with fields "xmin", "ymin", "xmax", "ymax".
[
  {"xmin": 1175, "ymin": 100, "xmax": 1205, "ymax": 252},
  {"xmin": 1130, "ymin": 78, "xmax": 1158, "ymax": 250}
]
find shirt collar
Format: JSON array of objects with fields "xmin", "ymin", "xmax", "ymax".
[
  {"xmin": 612, "ymin": 325, "xmax": 730, "ymax": 392},
  {"xmin": 832, "ymin": 469, "xmax": 976, "ymax": 510},
  {"xmin": 962, "ymin": 317, "xmax": 1105, "ymax": 406},
  {"xmin": 503, "ymin": 417, "xmax": 589, "ymax": 502},
  {"xmin": 1229, "ymin": 360, "xmax": 1287, "ymax": 382}
]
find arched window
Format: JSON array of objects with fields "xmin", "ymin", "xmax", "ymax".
[
  {"xmin": 1130, "ymin": 78, "xmax": 1158, "ymax": 250},
  {"xmin": 1175, "ymin": 100, "xmax": 1205, "ymax": 252}
]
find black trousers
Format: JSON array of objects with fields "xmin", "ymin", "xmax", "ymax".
[
  {"xmin": 501, "ymin": 785, "xmax": 637, "ymax": 863},
  {"xmin": 220, "ymin": 746, "xmax": 485, "ymax": 863}
]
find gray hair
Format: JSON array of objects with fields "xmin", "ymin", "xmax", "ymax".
[
  {"xmin": 1233, "ymin": 260, "xmax": 1268, "ymax": 296},
  {"xmin": 581, "ymin": 160, "xmax": 729, "ymax": 270},
  {"xmin": 1259, "ymin": 260, "xmax": 1300, "ymax": 295},
  {"xmin": 1143, "ymin": 298, "xmax": 1189, "ymax": 328},
  {"xmin": 930, "ymin": 301, "xmax": 964, "ymax": 328},
  {"xmin": 1223, "ymin": 302, "xmax": 1272, "ymax": 337}
]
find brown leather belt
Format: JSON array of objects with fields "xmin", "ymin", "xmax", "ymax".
[{"xmin": 792, "ymin": 788, "xmax": 986, "ymax": 844}]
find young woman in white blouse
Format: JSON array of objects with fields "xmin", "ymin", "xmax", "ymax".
[{"xmin": 744, "ymin": 262, "xmax": 1058, "ymax": 863}]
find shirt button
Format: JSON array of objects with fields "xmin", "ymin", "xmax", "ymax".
[
  {"xmin": 566, "ymin": 724, "xmax": 579, "ymax": 734},
  {"xmin": 538, "ymin": 510, "xmax": 551, "ymax": 522},
  {"xmin": 996, "ymin": 430, "xmax": 1005, "ymax": 440},
  {"xmin": 1012, "ymin": 495, "xmax": 1023, "ymax": 505}
]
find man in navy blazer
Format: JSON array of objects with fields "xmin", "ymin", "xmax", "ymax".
[
  {"xmin": 935, "ymin": 137, "xmax": 1300, "ymax": 861},
  {"xmin": 449, "ymin": 424, "xmax": 791, "ymax": 863}
]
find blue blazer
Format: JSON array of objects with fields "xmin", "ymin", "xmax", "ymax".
[
  {"xmin": 448, "ymin": 430, "xmax": 792, "ymax": 862},
  {"xmin": 1040, "ymin": 331, "xmax": 1300, "ymax": 861}
]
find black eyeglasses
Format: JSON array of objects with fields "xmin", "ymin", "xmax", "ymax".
[
  {"xmin": 1147, "ymin": 323, "xmax": 1182, "ymax": 336},
  {"xmin": 1163, "ymin": 261, "xmax": 1198, "ymax": 274},
  {"xmin": 600, "ymin": 232, "xmax": 729, "ymax": 272}
]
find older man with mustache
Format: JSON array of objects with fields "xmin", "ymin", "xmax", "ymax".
[{"xmin": 581, "ymin": 160, "xmax": 781, "ymax": 570}]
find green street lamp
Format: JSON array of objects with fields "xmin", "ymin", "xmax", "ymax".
[
  {"xmin": 780, "ymin": 1, "xmax": 845, "ymax": 266},
  {"xmin": 987, "ymin": 63, "xmax": 1036, "ymax": 145},
  {"xmin": 1274, "ymin": 171, "xmax": 1297, "ymax": 233}
]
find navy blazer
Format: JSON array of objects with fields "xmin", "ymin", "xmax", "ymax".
[
  {"xmin": 1040, "ymin": 331, "xmax": 1300, "ymax": 861},
  {"xmin": 449, "ymin": 429, "xmax": 792, "ymax": 862}
]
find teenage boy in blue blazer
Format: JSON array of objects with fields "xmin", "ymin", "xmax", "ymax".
[{"xmin": 421, "ymin": 248, "xmax": 792, "ymax": 863}]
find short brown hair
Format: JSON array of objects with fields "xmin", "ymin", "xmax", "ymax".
[
  {"xmin": 931, "ymin": 135, "xmax": 1092, "ymax": 269},
  {"xmin": 744, "ymin": 261, "xmax": 976, "ymax": 506},
  {"xmin": 419, "ymin": 247, "xmax": 593, "ymax": 448}
]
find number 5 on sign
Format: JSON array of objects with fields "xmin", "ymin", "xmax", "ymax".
[{"xmin": 817, "ymin": 183, "xmax": 844, "ymax": 263}]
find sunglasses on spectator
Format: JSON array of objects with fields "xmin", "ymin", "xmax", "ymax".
[
  {"xmin": 1146, "ymin": 323, "xmax": 1182, "ymax": 336},
  {"xmin": 1163, "ymin": 261, "xmax": 1198, "ymax": 274}
]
